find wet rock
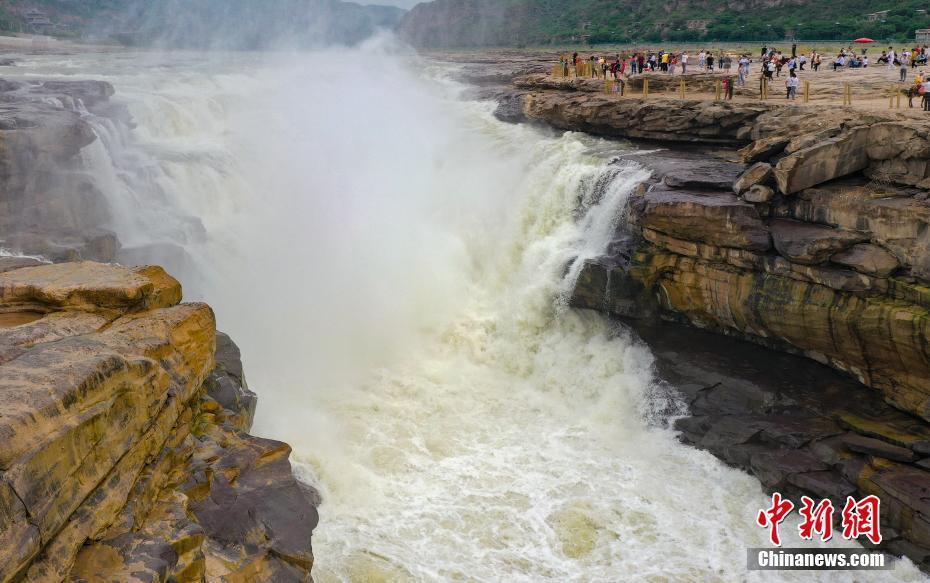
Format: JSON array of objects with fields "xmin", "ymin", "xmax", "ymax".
[
  {"xmin": 749, "ymin": 449, "xmax": 827, "ymax": 489},
  {"xmin": 770, "ymin": 219, "xmax": 869, "ymax": 265},
  {"xmin": 831, "ymin": 244, "xmax": 900, "ymax": 278},
  {"xmin": 844, "ymin": 434, "xmax": 918, "ymax": 462},
  {"xmin": 493, "ymin": 92, "xmax": 528, "ymax": 123}
]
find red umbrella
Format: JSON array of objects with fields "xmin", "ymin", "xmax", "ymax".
[{"xmin": 854, "ymin": 37, "xmax": 876, "ymax": 43}]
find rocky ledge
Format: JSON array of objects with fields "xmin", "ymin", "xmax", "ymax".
[
  {"xmin": 493, "ymin": 75, "xmax": 930, "ymax": 568},
  {"xmin": 0, "ymin": 258, "xmax": 318, "ymax": 582}
]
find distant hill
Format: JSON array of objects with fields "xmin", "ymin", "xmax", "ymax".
[
  {"xmin": 0, "ymin": 0, "xmax": 406, "ymax": 48},
  {"xmin": 398, "ymin": 0, "xmax": 930, "ymax": 47}
]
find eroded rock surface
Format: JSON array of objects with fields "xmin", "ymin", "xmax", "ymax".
[{"xmin": 0, "ymin": 262, "xmax": 317, "ymax": 583}]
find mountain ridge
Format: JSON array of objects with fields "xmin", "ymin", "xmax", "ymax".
[{"xmin": 398, "ymin": 0, "xmax": 930, "ymax": 47}]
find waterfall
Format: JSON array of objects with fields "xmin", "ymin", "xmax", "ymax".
[{"xmin": 16, "ymin": 39, "xmax": 915, "ymax": 582}]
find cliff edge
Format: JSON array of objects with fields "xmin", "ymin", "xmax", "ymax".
[{"xmin": 0, "ymin": 259, "xmax": 318, "ymax": 582}]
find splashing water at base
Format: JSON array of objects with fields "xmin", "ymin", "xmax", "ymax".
[{"xmin": 16, "ymin": 38, "xmax": 924, "ymax": 582}]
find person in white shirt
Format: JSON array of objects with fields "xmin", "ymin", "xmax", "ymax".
[
  {"xmin": 699, "ymin": 50, "xmax": 706, "ymax": 70},
  {"xmin": 786, "ymin": 71, "xmax": 799, "ymax": 100},
  {"xmin": 681, "ymin": 52, "xmax": 689, "ymax": 74},
  {"xmin": 888, "ymin": 47, "xmax": 897, "ymax": 68}
]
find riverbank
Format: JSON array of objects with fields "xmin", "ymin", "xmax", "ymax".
[
  {"xmin": 477, "ymin": 56, "xmax": 930, "ymax": 571},
  {"xmin": 0, "ymin": 67, "xmax": 319, "ymax": 582}
]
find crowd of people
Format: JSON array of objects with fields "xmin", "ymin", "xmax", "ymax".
[{"xmin": 557, "ymin": 42, "xmax": 930, "ymax": 108}]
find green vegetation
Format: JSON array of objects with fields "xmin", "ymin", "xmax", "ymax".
[{"xmin": 401, "ymin": 0, "xmax": 930, "ymax": 47}]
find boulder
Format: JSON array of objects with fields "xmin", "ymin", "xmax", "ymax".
[
  {"xmin": 743, "ymin": 184, "xmax": 775, "ymax": 203},
  {"xmin": 0, "ymin": 261, "xmax": 181, "ymax": 312},
  {"xmin": 733, "ymin": 162, "xmax": 773, "ymax": 194},
  {"xmin": 831, "ymin": 244, "xmax": 900, "ymax": 278},
  {"xmin": 773, "ymin": 127, "xmax": 870, "ymax": 195},
  {"xmin": 770, "ymin": 219, "xmax": 869, "ymax": 265},
  {"xmin": 738, "ymin": 134, "xmax": 789, "ymax": 163},
  {"xmin": 632, "ymin": 190, "xmax": 771, "ymax": 251}
]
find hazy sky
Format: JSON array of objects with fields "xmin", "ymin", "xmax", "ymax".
[{"xmin": 360, "ymin": 0, "xmax": 422, "ymax": 9}]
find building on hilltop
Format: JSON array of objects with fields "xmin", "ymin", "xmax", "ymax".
[
  {"xmin": 918, "ymin": 28, "xmax": 930, "ymax": 44},
  {"xmin": 23, "ymin": 8, "xmax": 53, "ymax": 34},
  {"xmin": 866, "ymin": 10, "xmax": 889, "ymax": 22}
]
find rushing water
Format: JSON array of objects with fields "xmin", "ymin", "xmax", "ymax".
[{"xmin": 12, "ymin": 38, "xmax": 924, "ymax": 582}]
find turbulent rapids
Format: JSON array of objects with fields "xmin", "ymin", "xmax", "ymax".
[{"xmin": 14, "ymin": 39, "xmax": 922, "ymax": 582}]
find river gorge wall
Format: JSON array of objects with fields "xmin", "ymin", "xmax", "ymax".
[
  {"xmin": 0, "ymin": 73, "xmax": 318, "ymax": 582},
  {"xmin": 0, "ymin": 259, "xmax": 319, "ymax": 582},
  {"xmin": 497, "ymin": 72, "xmax": 930, "ymax": 570}
]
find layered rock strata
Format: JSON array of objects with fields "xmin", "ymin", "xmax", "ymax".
[
  {"xmin": 0, "ymin": 259, "xmax": 318, "ymax": 582},
  {"xmin": 491, "ymin": 76, "xmax": 930, "ymax": 569}
]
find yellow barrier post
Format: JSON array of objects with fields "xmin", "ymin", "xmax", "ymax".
[
  {"xmin": 803, "ymin": 80, "xmax": 810, "ymax": 103},
  {"xmin": 715, "ymin": 79, "xmax": 722, "ymax": 101},
  {"xmin": 680, "ymin": 78, "xmax": 685, "ymax": 99},
  {"xmin": 643, "ymin": 78, "xmax": 649, "ymax": 99},
  {"xmin": 890, "ymin": 85, "xmax": 896, "ymax": 109},
  {"xmin": 843, "ymin": 83, "xmax": 851, "ymax": 106},
  {"xmin": 897, "ymin": 91, "xmax": 902, "ymax": 109}
]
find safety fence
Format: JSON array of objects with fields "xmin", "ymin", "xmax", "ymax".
[{"xmin": 553, "ymin": 65, "xmax": 926, "ymax": 108}]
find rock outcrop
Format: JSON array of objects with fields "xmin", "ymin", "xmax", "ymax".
[
  {"xmin": 0, "ymin": 260, "xmax": 318, "ymax": 582},
  {"xmin": 0, "ymin": 79, "xmax": 127, "ymax": 263},
  {"xmin": 509, "ymin": 77, "xmax": 930, "ymax": 566}
]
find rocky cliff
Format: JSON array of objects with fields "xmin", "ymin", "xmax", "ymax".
[
  {"xmin": 501, "ymin": 74, "xmax": 930, "ymax": 569},
  {"xmin": 0, "ymin": 77, "xmax": 121, "ymax": 262},
  {"xmin": 0, "ymin": 258, "xmax": 318, "ymax": 582}
]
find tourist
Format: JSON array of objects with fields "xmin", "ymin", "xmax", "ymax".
[
  {"xmin": 863, "ymin": 55, "xmax": 869, "ymax": 68},
  {"xmin": 765, "ymin": 59, "xmax": 776, "ymax": 80},
  {"xmin": 699, "ymin": 50, "xmax": 706, "ymax": 70},
  {"xmin": 707, "ymin": 52, "xmax": 715, "ymax": 72},
  {"xmin": 834, "ymin": 53, "xmax": 845, "ymax": 71},
  {"xmin": 661, "ymin": 51, "xmax": 670, "ymax": 72},
  {"xmin": 901, "ymin": 58, "xmax": 909, "ymax": 82},
  {"xmin": 888, "ymin": 46, "xmax": 897, "ymax": 69},
  {"xmin": 812, "ymin": 52, "xmax": 821, "ymax": 72},
  {"xmin": 922, "ymin": 76, "xmax": 930, "ymax": 111},
  {"xmin": 737, "ymin": 55, "xmax": 749, "ymax": 86},
  {"xmin": 669, "ymin": 53, "xmax": 678, "ymax": 75},
  {"xmin": 791, "ymin": 43, "xmax": 797, "ymax": 58},
  {"xmin": 681, "ymin": 51, "xmax": 689, "ymax": 74},
  {"xmin": 724, "ymin": 76, "xmax": 734, "ymax": 100},
  {"xmin": 798, "ymin": 54, "xmax": 807, "ymax": 70},
  {"xmin": 786, "ymin": 71, "xmax": 799, "ymax": 100}
]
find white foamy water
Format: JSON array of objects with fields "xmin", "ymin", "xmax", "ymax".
[{"xmin": 13, "ymin": 38, "xmax": 924, "ymax": 582}]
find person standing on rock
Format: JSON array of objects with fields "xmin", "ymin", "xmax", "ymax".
[
  {"xmin": 738, "ymin": 54, "xmax": 750, "ymax": 86},
  {"xmin": 786, "ymin": 71, "xmax": 799, "ymax": 100},
  {"xmin": 681, "ymin": 51, "xmax": 689, "ymax": 74},
  {"xmin": 922, "ymin": 77, "xmax": 930, "ymax": 110}
]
